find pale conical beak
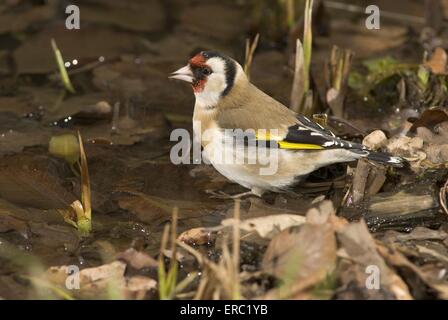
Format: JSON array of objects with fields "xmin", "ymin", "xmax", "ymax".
[{"xmin": 169, "ymin": 65, "xmax": 194, "ymax": 83}]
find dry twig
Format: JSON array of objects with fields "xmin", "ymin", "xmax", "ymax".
[
  {"xmin": 439, "ymin": 177, "xmax": 448, "ymax": 215},
  {"xmin": 244, "ymin": 33, "xmax": 260, "ymax": 80}
]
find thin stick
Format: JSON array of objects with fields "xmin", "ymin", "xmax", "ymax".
[
  {"xmin": 326, "ymin": 46, "xmax": 353, "ymax": 117},
  {"xmin": 77, "ymin": 131, "xmax": 92, "ymax": 235},
  {"xmin": 158, "ymin": 224, "xmax": 170, "ymax": 298},
  {"xmin": 244, "ymin": 33, "xmax": 260, "ymax": 80},
  {"xmin": 286, "ymin": 0, "xmax": 295, "ymax": 28},
  {"xmin": 169, "ymin": 207, "xmax": 179, "ymax": 273},
  {"xmin": 193, "ymin": 271, "xmax": 208, "ymax": 300},
  {"xmin": 290, "ymin": 39, "xmax": 305, "ymax": 113},
  {"xmin": 177, "ymin": 240, "xmax": 205, "ymax": 265},
  {"xmin": 439, "ymin": 178, "xmax": 448, "ymax": 215},
  {"xmin": 111, "ymin": 102, "xmax": 120, "ymax": 133},
  {"xmin": 232, "ymin": 199, "xmax": 241, "ymax": 300},
  {"xmin": 303, "ymin": 0, "xmax": 314, "ymax": 94}
]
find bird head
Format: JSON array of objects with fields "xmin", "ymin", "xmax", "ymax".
[{"xmin": 169, "ymin": 51, "xmax": 243, "ymax": 108}]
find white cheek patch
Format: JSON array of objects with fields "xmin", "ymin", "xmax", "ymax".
[
  {"xmin": 194, "ymin": 57, "xmax": 227, "ymax": 109},
  {"xmin": 195, "ymin": 76, "xmax": 226, "ymax": 109},
  {"xmin": 207, "ymin": 57, "xmax": 226, "ymax": 74}
]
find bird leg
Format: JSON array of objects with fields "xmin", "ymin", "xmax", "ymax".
[{"xmin": 205, "ymin": 190, "xmax": 255, "ymax": 200}]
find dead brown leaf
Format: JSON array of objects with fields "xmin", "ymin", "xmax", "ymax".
[
  {"xmin": 0, "ymin": 114, "xmax": 56, "ymax": 155},
  {"xmin": 222, "ymin": 214, "xmax": 306, "ymax": 240},
  {"xmin": 424, "ymin": 47, "xmax": 448, "ymax": 75},
  {"xmin": 377, "ymin": 243, "xmax": 448, "ymax": 299},
  {"xmin": 178, "ymin": 228, "xmax": 213, "ymax": 246},
  {"xmin": 337, "ymin": 220, "xmax": 413, "ymax": 300},
  {"xmin": 0, "ymin": 97, "xmax": 35, "ymax": 117},
  {"xmin": 46, "ymin": 261, "xmax": 156, "ymax": 299},
  {"xmin": 409, "ymin": 108, "xmax": 448, "ymax": 134},
  {"xmin": 117, "ymin": 191, "xmax": 215, "ymax": 225},
  {"xmin": 0, "ymin": 154, "xmax": 77, "ymax": 209},
  {"xmin": 262, "ymin": 223, "xmax": 337, "ymax": 299},
  {"xmin": 117, "ymin": 248, "xmax": 158, "ymax": 270}
]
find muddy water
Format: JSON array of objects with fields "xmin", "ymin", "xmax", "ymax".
[{"xmin": 0, "ymin": 0, "xmax": 446, "ymax": 299}]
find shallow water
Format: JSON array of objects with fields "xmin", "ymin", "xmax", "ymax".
[{"xmin": 1, "ymin": 0, "xmax": 448, "ymax": 300}]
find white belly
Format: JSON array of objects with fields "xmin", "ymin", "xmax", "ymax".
[
  {"xmin": 202, "ymin": 129, "xmax": 361, "ymax": 194},
  {"xmin": 202, "ymin": 130, "xmax": 297, "ymax": 192}
]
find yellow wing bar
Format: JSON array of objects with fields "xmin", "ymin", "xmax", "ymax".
[
  {"xmin": 255, "ymin": 132, "xmax": 324, "ymax": 150},
  {"xmin": 277, "ymin": 141, "xmax": 324, "ymax": 150}
]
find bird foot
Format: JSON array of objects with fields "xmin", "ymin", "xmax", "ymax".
[{"xmin": 205, "ymin": 190, "xmax": 254, "ymax": 200}]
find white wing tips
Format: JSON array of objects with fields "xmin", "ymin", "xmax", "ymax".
[
  {"xmin": 365, "ymin": 151, "xmax": 406, "ymax": 167},
  {"xmin": 388, "ymin": 156, "xmax": 404, "ymax": 164}
]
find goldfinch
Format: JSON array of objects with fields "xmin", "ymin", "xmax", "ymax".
[{"xmin": 170, "ymin": 51, "xmax": 404, "ymax": 197}]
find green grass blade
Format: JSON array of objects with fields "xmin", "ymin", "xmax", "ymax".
[{"xmin": 51, "ymin": 38, "xmax": 75, "ymax": 94}]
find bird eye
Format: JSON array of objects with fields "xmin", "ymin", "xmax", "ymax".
[{"xmin": 201, "ymin": 68, "xmax": 212, "ymax": 76}]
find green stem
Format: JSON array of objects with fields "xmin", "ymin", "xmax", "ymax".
[{"xmin": 51, "ymin": 38, "xmax": 75, "ymax": 94}]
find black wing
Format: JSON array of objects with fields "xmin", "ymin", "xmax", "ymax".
[{"xmin": 277, "ymin": 115, "xmax": 367, "ymax": 151}]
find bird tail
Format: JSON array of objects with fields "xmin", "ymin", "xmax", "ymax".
[{"xmin": 363, "ymin": 150, "xmax": 406, "ymax": 167}]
